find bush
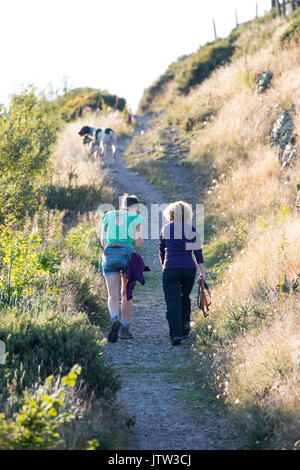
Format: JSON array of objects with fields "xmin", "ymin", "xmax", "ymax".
[
  {"xmin": 0, "ymin": 90, "xmax": 57, "ymax": 222},
  {"xmin": 175, "ymin": 38, "xmax": 236, "ymax": 94},
  {"xmin": 280, "ymin": 8, "xmax": 300, "ymax": 46},
  {"xmin": 51, "ymin": 88, "xmax": 127, "ymax": 122},
  {"xmin": 45, "ymin": 183, "xmax": 106, "ymax": 213},
  {"xmin": 0, "ymin": 308, "xmax": 120, "ymax": 402},
  {"xmin": 0, "ymin": 219, "xmax": 61, "ymax": 301},
  {"xmin": 0, "ymin": 366, "xmax": 81, "ymax": 450}
]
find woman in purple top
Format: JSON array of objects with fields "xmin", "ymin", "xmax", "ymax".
[{"xmin": 158, "ymin": 201, "xmax": 206, "ymax": 345}]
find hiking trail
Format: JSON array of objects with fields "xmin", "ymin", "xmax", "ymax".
[{"xmin": 102, "ymin": 116, "xmax": 241, "ymax": 450}]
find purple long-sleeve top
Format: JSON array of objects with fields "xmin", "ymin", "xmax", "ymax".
[{"xmin": 158, "ymin": 221, "xmax": 204, "ymax": 270}]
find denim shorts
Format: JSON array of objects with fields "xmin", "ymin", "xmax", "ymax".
[{"xmin": 102, "ymin": 261, "xmax": 128, "ymax": 276}]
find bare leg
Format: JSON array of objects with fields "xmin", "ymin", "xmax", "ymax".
[
  {"xmin": 121, "ymin": 273, "xmax": 133, "ymax": 322},
  {"xmin": 104, "ymin": 273, "xmax": 120, "ymax": 318}
]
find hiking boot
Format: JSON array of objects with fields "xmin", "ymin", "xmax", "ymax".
[
  {"xmin": 107, "ymin": 318, "xmax": 121, "ymax": 343},
  {"xmin": 180, "ymin": 332, "xmax": 191, "ymax": 340},
  {"xmin": 119, "ymin": 325, "xmax": 133, "ymax": 339},
  {"xmin": 171, "ymin": 337, "xmax": 181, "ymax": 346}
]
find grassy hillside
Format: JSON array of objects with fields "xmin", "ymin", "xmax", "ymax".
[
  {"xmin": 0, "ymin": 90, "xmax": 134, "ymax": 449},
  {"xmin": 127, "ymin": 8, "xmax": 300, "ymax": 449},
  {"xmin": 49, "ymin": 87, "xmax": 127, "ymax": 123},
  {"xmin": 138, "ymin": 9, "xmax": 280, "ymax": 114}
]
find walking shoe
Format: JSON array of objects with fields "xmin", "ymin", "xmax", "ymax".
[
  {"xmin": 119, "ymin": 325, "xmax": 133, "ymax": 339},
  {"xmin": 107, "ymin": 318, "xmax": 122, "ymax": 343},
  {"xmin": 171, "ymin": 337, "xmax": 181, "ymax": 346}
]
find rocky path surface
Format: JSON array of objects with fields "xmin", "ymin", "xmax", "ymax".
[{"xmin": 102, "ymin": 116, "xmax": 240, "ymax": 450}]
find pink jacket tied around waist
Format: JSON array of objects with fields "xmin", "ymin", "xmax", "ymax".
[{"xmin": 126, "ymin": 252, "xmax": 150, "ymax": 300}]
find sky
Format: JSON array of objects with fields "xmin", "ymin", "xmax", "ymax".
[{"xmin": 1, "ymin": 0, "xmax": 271, "ymax": 112}]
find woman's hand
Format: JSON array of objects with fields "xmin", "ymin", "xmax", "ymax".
[{"xmin": 198, "ymin": 263, "xmax": 205, "ymax": 281}]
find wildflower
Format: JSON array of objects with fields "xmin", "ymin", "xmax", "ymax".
[
  {"xmin": 235, "ymin": 399, "xmax": 240, "ymax": 404},
  {"xmin": 207, "ymin": 325, "xmax": 212, "ymax": 330},
  {"xmin": 216, "ymin": 394, "xmax": 221, "ymax": 399}
]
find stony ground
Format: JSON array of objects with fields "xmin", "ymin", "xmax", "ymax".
[{"xmin": 102, "ymin": 116, "xmax": 241, "ymax": 450}]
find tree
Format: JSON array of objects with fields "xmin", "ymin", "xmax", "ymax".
[{"xmin": 0, "ymin": 90, "xmax": 57, "ymax": 222}]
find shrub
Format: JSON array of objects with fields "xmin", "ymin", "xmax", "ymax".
[
  {"xmin": 56, "ymin": 258, "xmax": 107, "ymax": 326},
  {"xmin": 175, "ymin": 38, "xmax": 236, "ymax": 95},
  {"xmin": 0, "ymin": 219, "xmax": 61, "ymax": 301},
  {"xmin": 45, "ymin": 183, "xmax": 106, "ymax": 213},
  {"xmin": 0, "ymin": 90, "xmax": 57, "ymax": 222},
  {"xmin": 0, "ymin": 308, "xmax": 120, "ymax": 401},
  {"xmin": 0, "ymin": 365, "xmax": 82, "ymax": 450},
  {"xmin": 51, "ymin": 88, "xmax": 127, "ymax": 122},
  {"xmin": 280, "ymin": 8, "xmax": 300, "ymax": 46}
]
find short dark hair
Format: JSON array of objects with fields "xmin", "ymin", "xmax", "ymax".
[{"xmin": 123, "ymin": 195, "xmax": 139, "ymax": 208}]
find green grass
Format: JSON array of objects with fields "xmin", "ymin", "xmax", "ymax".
[
  {"xmin": 138, "ymin": 8, "xmax": 280, "ymax": 114},
  {"xmin": 280, "ymin": 7, "xmax": 300, "ymax": 45}
]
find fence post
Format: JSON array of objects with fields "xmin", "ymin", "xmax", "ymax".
[
  {"xmin": 282, "ymin": 0, "xmax": 286, "ymax": 15},
  {"xmin": 213, "ymin": 18, "xmax": 217, "ymax": 39},
  {"xmin": 277, "ymin": 0, "xmax": 282, "ymax": 15}
]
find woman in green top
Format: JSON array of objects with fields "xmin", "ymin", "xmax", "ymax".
[{"xmin": 100, "ymin": 194, "xmax": 145, "ymax": 342}]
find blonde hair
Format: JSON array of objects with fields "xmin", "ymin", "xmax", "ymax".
[{"xmin": 163, "ymin": 201, "xmax": 193, "ymax": 222}]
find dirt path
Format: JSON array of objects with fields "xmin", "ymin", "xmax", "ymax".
[{"xmin": 102, "ymin": 116, "xmax": 241, "ymax": 450}]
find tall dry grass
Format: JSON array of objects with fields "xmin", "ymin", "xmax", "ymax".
[
  {"xmin": 211, "ymin": 216, "xmax": 300, "ymax": 314},
  {"xmin": 169, "ymin": 15, "xmax": 300, "ymax": 448},
  {"xmin": 221, "ymin": 303, "xmax": 300, "ymax": 449}
]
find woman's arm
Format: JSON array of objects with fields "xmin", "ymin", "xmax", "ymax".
[
  {"xmin": 134, "ymin": 224, "xmax": 143, "ymax": 249},
  {"xmin": 100, "ymin": 224, "xmax": 107, "ymax": 248},
  {"xmin": 158, "ymin": 232, "xmax": 166, "ymax": 267}
]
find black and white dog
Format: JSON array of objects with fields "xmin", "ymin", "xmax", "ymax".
[{"xmin": 78, "ymin": 126, "xmax": 117, "ymax": 158}]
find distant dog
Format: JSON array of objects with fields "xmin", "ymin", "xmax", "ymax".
[
  {"xmin": 78, "ymin": 126, "xmax": 117, "ymax": 159},
  {"xmin": 78, "ymin": 126, "xmax": 102, "ymax": 159},
  {"xmin": 101, "ymin": 128, "xmax": 117, "ymax": 158}
]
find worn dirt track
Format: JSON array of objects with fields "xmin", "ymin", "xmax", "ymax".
[{"xmin": 103, "ymin": 116, "xmax": 241, "ymax": 450}]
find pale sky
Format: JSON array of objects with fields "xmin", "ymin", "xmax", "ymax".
[{"xmin": 1, "ymin": 0, "xmax": 271, "ymax": 112}]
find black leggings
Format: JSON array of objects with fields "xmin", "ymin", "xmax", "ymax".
[{"xmin": 162, "ymin": 268, "xmax": 196, "ymax": 340}]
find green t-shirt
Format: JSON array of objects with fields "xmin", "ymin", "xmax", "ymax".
[{"xmin": 100, "ymin": 210, "xmax": 145, "ymax": 249}]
